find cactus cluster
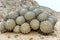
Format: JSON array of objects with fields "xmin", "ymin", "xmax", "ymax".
[{"xmin": 1, "ymin": 6, "xmax": 57, "ymax": 34}]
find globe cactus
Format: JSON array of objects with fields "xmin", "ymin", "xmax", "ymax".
[
  {"xmin": 20, "ymin": 8, "xmax": 28, "ymax": 16},
  {"xmin": 29, "ymin": 6, "xmax": 36, "ymax": 11},
  {"xmin": 5, "ymin": 19, "xmax": 16, "ymax": 31},
  {"xmin": 16, "ymin": 16, "xmax": 25, "ymax": 25},
  {"xmin": 33, "ymin": 8, "xmax": 42, "ymax": 16},
  {"xmin": 20, "ymin": 23, "xmax": 31, "ymax": 34},
  {"xmin": 23, "ymin": 5, "xmax": 30, "ymax": 10},
  {"xmin": 0, "ymin": 21, "xmax": 6, "ymax": 32},
  {"xmin": 30, "ymin": 19, "xmax": 39, "ymax": 30},
  {"xmin": 8, "ymin": 11, "xmax": 19, "ymax": 19},
  {"xmin": 3, "ymin": 14, "xmax": 9, "ymax": 21},
  {"xmin": 37, "ymin": 12, "xmax": 48, "ymax": 21},
  {"xmin": 49, "ymin": 15, "xmax": 57, "ymax": 23},
  {"xmin": 24, "ymin": 11, "xmax": 35, "ymax": 20},
  {"xmin": 40, "ymin": 21, "xmax": 53, "ymax": 33},
  {"xmin": 13, "ymin": 25, "xmax": 20, "ymax": 33},
  {"xmin": 15, "ymin": 9, "xmax": 21, "ymax": 15}
]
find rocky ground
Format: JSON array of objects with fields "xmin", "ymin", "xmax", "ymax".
[{"xmin": 0, "ymin": 0, "xmax": 60, "ymax": 40}]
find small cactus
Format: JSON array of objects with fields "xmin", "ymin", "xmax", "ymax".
[
  {"xmin": 20, "ymin": 23, "xmax": 31, "ymax": 34},
  {"xmin": 30, "ymin": 19, "xmax": 39, "ymax": 30},
  {"xmin": 16, "ymin": 16, "xmax": 25, "ymax": 25},
  {"xmin": 0, "ymin": 21, "xmax": 6, "ymax": 32},
  {"xmin": 5, "ymin": 19, "xmax": 16, "ymax": 31},
  {"xmin": 40, "ymin": 21, "xmax": 53, "ymax": 33},
  {"xmin": 33, "ymin": 8, "xmax": 42, "ymax": 16},
  {"xmin": 37, "ymin": 12, "xmax": 48, "ymax": 21},
  {"xmin": 49, "ymin": 15, "xmax": 57, "ymax": 23},
  {"xmin": 15, "ymin": 9, "xmax": 21, "ymax": 15},
  {"xmin": 23, "ymin": 5, "xmax": 30, "ymax": 10},
  {"xmin": 3, "ymin": 14, "xmax": 9, "ymax": 21},
  {"xmin": 13, "ymin": 25, "xmax": 20, "ymax": 33},
  {"xmin": 20, "ymin": 8, "xmax": 28, "ymax": 16},
  {"xmin": 24, "ymin": 11, "xmax": 35, "ymax": 20},
  {"xmin": 8, "ymin": 11, "xmax": 19, "ymax": 19},
  {"xmin": 47, "ymin": 18, "xmax": 55, "ymax": 25},
  {"xmin": 29, "ymin": 6, "xmax": 36, "ymax": 11}
]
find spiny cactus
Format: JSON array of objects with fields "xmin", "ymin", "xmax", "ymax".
[
  {"xmin": 16, "ymin": 16, "xmax": 25, "ymax": 25},
  {"xmin": 3, "ymin": 14, "xmax": 9, "ymax": 21},
  {"xmin": 13, "ymin": 25, "xmax": 20, "ymax": 33},
  {"xmin": 20, "ymin": 23, "xmax": 31, "ymax": 33},
  {"xmin": 33, "ymin": 7, "xmax": 42, "ymax": 16},
  {"xmin": 20, "ymin": 8, "xmax": 28, "ymax": 16},
  {"xmin": 24, "ymin": 11, "xmax": 35, "ymax": 20},
  {"xmin": 40, "ymin": 21, "xmax": 53, "ymax": 33},
  {"xmin": 49, "ymin": 15, "xmax": 57, "ymax": 23},
  {"xmin": 30, "ymin": 19, "xmax": 39, "ymax": 30},
  {"xmin": 37, "ymin": 12, "xmax": 48, "ymax": 21},
  {"xmin": 8, "ymin": 11, "xmax": 19, "ymax": 19},
  {"xmin": 0, "ymin": 21, "xmax": 6, "ymax": 32},
  {"xmin": 5, "ymin": 19, "xmax": 16, "ymax": 31},
  {"xmin": 29, "ymin": 6, "xmax": 36, "ymax": 11}
]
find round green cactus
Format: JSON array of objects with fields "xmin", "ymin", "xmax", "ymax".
[
  {"xmin": 16, "ymin": 16, "xmax": 25, "ymax": 25},
  {"xmin": 15, "ymin": 9, "xmax": 21, "ymax": 15},
  {"xmin": 20, "ymin": 23, "xmax": 31, "ymax": 34},
  {"xmin": 37, "ymin": 12, "xmax": 48, "ymax": 21},
  {"xmin": 23, "ymin": 5, "xmax": 30, "ymax": 10},
  {"xmin": 40, "ymin": 21, "xmax": 53, "ymax": 33},
  {"xmin": 33, "ymin": 8, "xmax": 42, "ymax": 16},
  {"xmin": 0, "ymin": 21, "xmax": 6, "ymax": 32},
  {"xmin": 30, "ymin": 19, "xmax": 39, "ymax": 30},
  {"xmin": 47, "ymin": 18, "xmax": 55, "ymax": 25},
  {"xmin": 5, "ymin": 19, "xmax": 16, "ymax": 31},
  {"xmin": 13, "ymin": 25, "xmax": 20, "ymax": 33},
  {"xmin": 49, "ymin": 15, "xmax": 57, "ymax": 23},
  {"xmin": 20, "ymin": 8, "xmax": 28, "ymax": 16},
  {"xmin": 29, "ymin": 6, "xmax": 36, "ymax": 11},
  {"xmin": 24, "ymin": 11, "xmax": 35, "ymax": 20},
  {"xmin": 8, "ymin": 11, "xmax": 19, "ymax": 19},
  {"xmin": 3, "ymin": 14, "xmax": 9, "ymax": 21}
]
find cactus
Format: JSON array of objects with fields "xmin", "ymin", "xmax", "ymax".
[
  {"xmin": 20, "ymin": 23, "xmax": 31, "ymax": 34},
  {"xmin": 13, "ymin": 25, "xmax": 20, "ymax": 33},
  {"xmin": 20, "ymin": 8, "xmax": 28, "ymax": 16},
  {"xmin": 49, "ymin": 15, "xmax": 57, "ymax": 23},
  {"xmin": 29, "ymin": 6, "xmax": 36, "ymax": 11},
  {"xmin": 37, "ymin": 12, "xmax": 48, "ymax": 21},
  {"xmin": 30, "ymin": 19, "xmax": 39, "ymax": 30},
  {"xmin": 3, "ymin": 14, "xmax": 9, "ymax": 21},
  {"xmin": 0, "ymin": 21, "xmax": 6, "ymax": 32},
  {"xmin": 33, "ymin": 8, "xmax": 42, "ymax": 16},
  {"xmin": 16, "ymin": 16, "xmax": 25, "ymax": 25},
  {"xmin": 15, "ymin": 9, "xmax": 21, "ymax": 15},
  {"xmin": 24, "ymin": 11, "xmax": 35, "ymax": 20},
  {"xmin": 5, "ymin": 19, "xmax": 16, "ymax": 31},
  {"xmin": 8, "ymin": 11, "xmax": 19, "ymax": 19},
  {"xmin": 40, "ymin": 21, "xmax": 53, "ymax": 33}
]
